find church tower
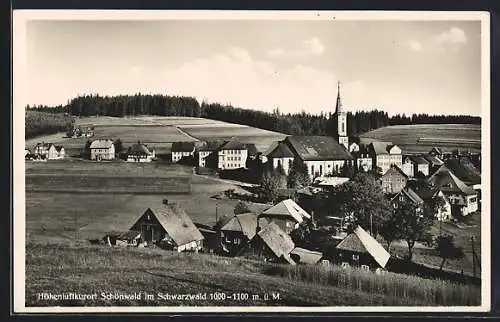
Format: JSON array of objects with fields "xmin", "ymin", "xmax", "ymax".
[{"xmin": 335, "ymin": 81, "xmax": 349, "ymax": 148}]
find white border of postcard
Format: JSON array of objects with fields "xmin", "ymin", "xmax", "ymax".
[{"xmin": 13, "ymin": 9, "xmax": 491, "ymax": 313}]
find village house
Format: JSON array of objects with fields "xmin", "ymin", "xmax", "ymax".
[
  {"xmin": 258, "ymin": 199, "xmax": 311, "ymax": 234},
  {"xmin": 367, "ymin": 141, "xmax": 403, "ymax": 174},
  {"xmin": 411, "ymin": 155, "xmax": 430, "ymax": 177},
  {"xmin": 289, "ymin": 247, "xmax": 324, "ymax": 265},
  {"xmin": 171, "ymin": 141, "xmax": 196, "ymax": 163},
  {"xmin": 250, "ymin": 222, "xmax": 296, "ymax": 264},
  {"xmin": 444, "ymin": 157, "xmax": 481, "ymax": 190},
  {"xmin": 428, "ymin": 165, "xmax": 478, "ymax": 216},
  {"xmin": 217, "ymin": 139, "xmax": 248, "ymax": 170},
  {"xmin": 350, "ymin": 145, "xmax": 373, "ymax": 172},
  {"xmin": 89, "ymin": 139, "xmax": 115, "ymax": 161},
  {"xmin": 378, "ymin": 165, "xmax": 408, "ymax": 194},
  {"xmin": 126, "ymin": 142, "xmax": 155, "ymax": 162},
  {"xmin": 401, "ymin": 156, "xmax": 414, "ymax": 178},
  {"xmin": 390, "ymin": 187, "xmax": 424, "ymax": 213},
  {"xmin": 124, "ymin": 202, "xmax": 204, "ymax": 252},
  {"xmin": 334, "ymin": 225, "xmax": 391, "ymax": 270},
  {"xmin": 416, "ymin": 187, "xmax": 452, "ymax": 221},
  {"xmin": 196, "ymin": 140, "xmax": 224, "ymax": 168},
  {"xmin": 424, "ymin": 154, "xmax": 444, "ymax": 172},
  {"xmin": 33, "ymin": 142, "xmax": 65, "ymax": 160},
  {"xmin": 217, "ymin": 212, "xmax": 260, "ymax": 256}
]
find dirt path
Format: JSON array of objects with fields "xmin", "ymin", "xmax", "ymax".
[{"xmin": 173, "ymin": 126, "xmax": 200, "ymax": 142}]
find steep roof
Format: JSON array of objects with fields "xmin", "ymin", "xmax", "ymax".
[
  {"xmin": 245, "ymin": 143, "xmax": 258, "ymax": 156},
  {"xmin": 444, "ymin": 158, "xmax": 481, "ymax": 185},
  {"xmin": 171, "ymin": 141, "xmax": 195, "ymax": 152},
  {"xmin": 285, "ymin": 136, "xmax": 353, "ymax": 161},
  {"xmin": 290, "ymin": 247, "xmax": 323, "ymax": 265},
  {"xmin": 411, "ymin": 155, "xmax": 430, "ymax": 165},
  {"xmin": 381, "ymin": 165, "xmax": 408, "ymax": 179},
  {"xmin": 90, "ymin": 139, "xmax": 114, "ymax": 149},
  {"xmin": 141, "ymin": 204, "xmax": 204, "ymax": 246},
  {"xmin": 336, "ymin": 226, "xmax": 391, "ymax": 268},
  {"xmin": 220, "ymin": 212, "xmax": 259, "ymax": 240},
  {"xmin": 430, "ymin": 147, "xmax": 443, "ymax": 155},
  {"xmin": 261, "ymin": 199, "xmax": 311, "ymax": 223},
  {"xmin": 392, "ymin": 188, "xmax": 424, "ymax": 205},
  {"xmin": 197, "ymin": 140, "xmax": 225, "ymax": 152},
  {"xmin": 428, "ymin": 165, "xmax": 476, "ymax": 196},
  {"xmin": 296, "ymin": 186, "xmax": 314, "ymax": 197},
  {"xmin": 368, "ymin": 141, "xmax": 394, "ymax": 155},
  {"xmin": 257, "ymin": 222, "xmax": 295, "ymax": 263},
  {"xmin": 267, "ymin": 141, "xmax": 294, "ymax": 158},
  {"xmin": 220, "ymin": 139, "xmax": 246, "ymax": 150},
  {"xmin": 128, "ymin": 143, "xmax": 152, "ymax": 155}
]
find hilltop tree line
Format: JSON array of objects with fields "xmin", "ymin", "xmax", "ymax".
[
  {"xmin": 26, "ymin": 93, "xmax": 480, "ymax": 139},
  {"xmin": 25, "ymin": 110, "xmax": 75, "ymax": 139}
]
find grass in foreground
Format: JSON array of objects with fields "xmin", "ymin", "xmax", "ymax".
[{"xmin": 26, "ymin": 243, "xmax": 480, "ymax": 307}]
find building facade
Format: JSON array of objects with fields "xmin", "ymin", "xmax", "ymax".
[
  {"xmin": 217, "ymin": 140, "xmax": 248, "ymax": 170},
  {"xmin": 89, "ymin": 140, "xmax": 115, "ymax": 161},
  {"xmin": 171, "ymin": 142, "xmax": 196, "ymax": 163}
]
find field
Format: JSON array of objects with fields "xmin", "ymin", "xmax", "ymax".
[
  {"xmin": 359, "ymin": 124, "xmax": 481, "ymax": 154},
  {"xmin": 25, "ymin": 116, "xmax": 288, "ymax": 156},
  {"xmin": 25, "ymin": 243, "xmax": 480, "ymax": 306}
]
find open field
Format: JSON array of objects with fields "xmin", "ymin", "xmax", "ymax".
[
  {"xmin": 26, "ymin": 116, "xmax": 287, "ymax": 155},
  {"xmin": 360, "ymin": 124, "xmax": 481, "ymax": 154}
]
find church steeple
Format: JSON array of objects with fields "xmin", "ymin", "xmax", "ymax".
[
  {"xmin": 335, "ymin": 81, "xmax": 349, "ymax": 149},
  {"xmin": 335, "ymin": 81, "xmax": 343, "ymax": 115}
]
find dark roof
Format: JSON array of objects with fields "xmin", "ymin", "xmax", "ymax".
[
  {"xmin": 424, "ymin": 155, "xmax": 444, "ymax": 166},
  {"xmin": 171, "ymin": 141, "xmax": 195, "ymax": 152},
  {"xmin": 392, "ymin": 188, "xmax": 424, "ymax": 204},
  {"xmin": 198, "ymin": 140, "xmax": 225, "ymax": 152},
  {"xmin": 220, "ymin": 139, "xmax": 246, "ymax": 150},
  {"xmin": 415, "ymin": 186, "xmax": 442, "ymax": 201},
  {"xmin": 34, "ymin": 142, "xmax": 53, "ymax": 149},
  {"xmin": 244, "ymin": 143, "xmax": 258, "ymax": 156},
  {"xmin": 368, "ymin": 141, "xmax": 395, "ymax": 155},
  {"xmin": 410, "ymin": 156, "xmax": 430, "ymax": 165},
  {"xmin": 128, "ymin": 143, "xmax": 152, "ymax": 155},
  {"xmin": 444, "ymin": 158, "xmax": 481, "ymax": 185},
  {"xmin": 336, "ymin": 226, "xmax": 390, "ymax": 268},
  {"xmin": 220, "ymin": 213, "xmax": 259, "ymax": 240},
  {"xmin": 381, "ymin": 165, "xmax": 408, "ymax": 179},
  {"xmin": 55, "ymin": 145, "xmax": 64, "ymax": 152},
  {"xmin": 136, "ymin": 205, "xmax": 204, "ymax": 246},
  {"xmin": 428, "ymin": 165, "xmax": 476, "ymax": 196},
  {"xmin": 267, "ymin": 141, "xmax": 294, "ymax": 158},
  {"xmin": 284, "ymin": 136, "xmax": 353, "ymax": 161}
]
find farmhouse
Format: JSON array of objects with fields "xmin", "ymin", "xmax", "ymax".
[
  {"xmin": 127, "ymin": 203, "xmax": 204, "ymax": 252},
  {"xmin": 217, "ymin": 139, "xmax": 248, "ymax": 170},
  {"xmin": 218, "ymin": 212, "xmax": 259, "ymax": 256},
  {"xmin": 416, "ymin": 187, "xmax": 452, "ymax": 221},
  {"xmin": 33, "ymin": 142, "xmax": 65, "ymax": 160},
  {"xmin": 428, "ymin": 166, "xmax": 478, "ymax": 216},
  {"xmin": 126, "ymin": 142, "xmax": 155, "ymax": 162},
  {"xmin": 259, "ymin": 198, "xmax": 311, "ymax": 234},
  {"xmin": 410, "ymin": 156, "xmax": 430, "ymax": 177},
  {"xmin": 250, "ymin": 222, "xmax": 296, "ymax": 264},
  {"xmin": 367, "ymin": 141, "xmax": 403, "ymax": 174},
  {"xmin": 379, "ymin": 165, "xmax": 408, "ymax": 194},
  {"xmin": 89, "ymin": 139, "xmax": 115, "ymax": 161},
  {"xmin": 171, "ymin": 141, "xmax": 196, "ymax": 163},
  {"xmin": 334, "ymin": 225, "xmax": 391, "ymax": 270}
]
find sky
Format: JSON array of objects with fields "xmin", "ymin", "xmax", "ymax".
[{"xmin": 22, "ymin": 18, "xmax": 483, "ymax": 116}]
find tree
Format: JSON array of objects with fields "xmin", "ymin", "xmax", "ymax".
[
  {"xmin": 287, "ymin": 158, "xmax": 311, "ymax": 189},
  {"xmin": 234, "ymin": 201, "xmax": 251, "ymax": 215},
  {"xmin": 392, "ymin": 200, "xmax": 435, "ymax": 261},
  {"xmin": 260, "ymin": 167, "xmax": 287, "ymax": 203},
  {"xmin": 114, "ymin": 138, "xmax": 124, "ymax": 156},
  {"xmin": 83, "ymin": 140, "xmax": 92, "ymax": 159},
  {"xmin": 290, "ymin": 221, "xmax": 312, "ymax": 247},
  {"xmin": 331, "ymin": 171, "xmax": 392, "ymax": 236},
  {"xmin": 379, "ymin": 214, "xmax": 402, "ymax": 252},
  {"xmin": 434, "ymin": 235, "xmax": 465, "ymax": 271}
]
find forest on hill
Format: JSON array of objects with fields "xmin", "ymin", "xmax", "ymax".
[
  {"xmin": 27, "ymin": 93, "xmax": 481, "ymax": 139},
  {"xmin": 25, "ymin": 110, "xmax": 75, "ymax": 139}
]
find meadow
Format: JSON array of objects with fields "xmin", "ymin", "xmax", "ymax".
[
  {"xmin": 25, "ymin": 243, "xmax": 481, "ymax": 306},
  {"xmin": 359, "ymin": 124, "xmax": 481, "ymax": 154}
]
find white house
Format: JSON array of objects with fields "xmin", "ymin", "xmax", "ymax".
[
  {"xmin": 33, "ymin": 142, "xmax": 65, "ymax": 160},
  {"xmin": 89, "ymin": 139, "xmax": 115, "ymax": 161},
  {"xmin": 401, "ymin": 157, "xmax": 414, "ymax": 178},
  {"xmin": 367, "ymin": 141, "xmax": 403, "ymax": 174},
  {"xmin": 217, "ymin": 139, "xmax": 248, "ymax": 170},
  {"xmin": 126, "ymin": 142, "xmax": 155, "ymax": 162},
  {"xmin": 266, "ymin": 141, "xmax": 295, "ymax": 175}
]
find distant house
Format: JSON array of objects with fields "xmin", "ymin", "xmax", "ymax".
[
  {"xmin": 429, "ymin": 147, "xmax": 444, "ymax": 160},
  {"xmin": 348, "ymin": 142, "xmax": 360, "ymax": 153},
  {"xmin": 127, "ymin": 203, "xmax": 204, "ymax": 252},
  {"xmin": 171, "ymin": 142, "xmax": 196, "ymax": 163},
  {"xmin": 266, "ymin": 141, "xmax": 295, "ymax": 175},
  {"xmin": 411, "ymin": 155, "xmax": 430, "ymax": 177},
  {"xmin": 444, "ymin": 157, "xmax": 481, "ymax": 190},
  {"xmin": 312, "ymin": 176, "xmax": 350, "ymax": 191},
  {"xmin": 250, "ymin": 222, "xmax": 296, "ymax": 264},
  {"xmin": 416, "ymin": 187, "xmax": 452, "ymax": 221},
  {"xmin": 351, "ymin": 144, "xmax": 373, "ymax": 172},
  {"xmin": 218, "ymin": 212, "xmax": 259, "ymax": 256},
  {"xmin": 89, "ymin": 139, "xmax": 115, "ymax": 161},
  {"xmin": 424, "ymin": 155, "xmax": 444, "ymax": 171},
  {"xmin": 401, "ymin": 157, "xmax": 414, "ymax": 178},
  {"xmin": 217, "ymin": 139, "xmax": 248, "ymax": 170},
  {"xmin": 33, "ymin": 142, "xmax": 65, "ymax": 160},
  {"xmin": 196, "ymin": 140, "xmax": 224, "ymax": 168},
  {"xmin": 367, "ymin": 141, "xmax": 403, "ymax": 174},
  {"xmin": 289, "ymin": 247, "xmax": 323, "ymax": 265},
  {"xmin": 126, "ymin": 142, "xmax": 155, "ymax": 162},
  {"xmin": 428, "ymin": 165, "xmax": 478, "ymax": 216},
  {"xmin": 378, "ymin": 165, "xmax": 408, "ymax": 194},
  {"xmin": 259, "ymin": 199, "xmax": 311, "ymax": 234},
  {"xmin": 334, "ymin": 225, "xmax": 391, "ymax": 270},
  {"xmin": 390, "ymin": 187, "xmax": 424, "ymax": 212}
]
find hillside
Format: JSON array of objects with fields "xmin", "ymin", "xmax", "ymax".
[
  {"xmin": 359, "ymin": 124, "xmax": 481, "ymax": 154},
  {"xmin": 26, "ymin": 242, "xmax": 480, "ymax": 307}
]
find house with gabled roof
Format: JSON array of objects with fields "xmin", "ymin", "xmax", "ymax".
[
  {"xmin": 415, "ymin": 187, "xmax": 452, "ymax": 221},
  {"xmin": 33, "ymin": 142, "xmax": 65, "ymax": 160},
  {"xmin": 429, "ymin": 147, "xmax": 444, "ymax": 159},
  {"xmin": 266, "ymin": 141, "xmax": 295, "ymax": 175},
  {"xmin": 428, "ymin": 165, "xmax": 478, "ymax": 216},
  {"xmin": 411, "ymin": 155, "xmax": 430, "ymax": 177},
  {"xmin": 126, "ymin": 142, "xmax": 155, "ymax": 162},
  {"xmin": 444, "ymin": 158, "xmax": 481, "ymax": 190},
  {"xmin": 367, "ymin": 141, "xmax": 403, "ymax": 174},
  {"xmin": 424, "ymin": 154, "xmax": 444, "ymax": 171},
  {"xmin": 350, "ymin": 144, "xmax": 373, "ymax": 172},
  {"xmin": 171, "ymin": 141, "xmax": 196, "ymax": 163},
  {"xmin": 259, "ymin": 198, "xmax": 311, "ymax": 234},
  {"xmin": 217, "ymin": 139, "xmax": 248, "ymax": 170},
  {"xmin": 196, "ymin": 140, "xmax": 224, "ymax": 168},
  {"xmin": 218, "ymin": 212, "xmax": 260, "ymax": 256},
  {"xmin": 250, "ymin": 222, "xmax": 296, "ymax": 265},
  {"xmin": 89, "ymin": 139, "xmax": 115, "ymax": 161},
  {"xmin": 378, "ymin": 165, "xmax": 408, "ymax": 194},
  {"xmin": 334, "ymin": 225, "xmax": 391, "ymax": 270},
  {"xmin": 127, "ymin": 202, "xmax": 204, "ymax": 252},
  {"xmin": 401, "ymin": 156, "xmax": 414, "ymax": 178},
  {"xmin": 390, "ymin": 187, "xmax": 424, "ymax": 214}
]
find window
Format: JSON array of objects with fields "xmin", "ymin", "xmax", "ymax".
[
  {"xmin": 470, "ymin": 197, "xmax": 477, "ymax": 203},
  {"xmin": 352, "ymin": 254, "xmax": 359, "ymax": 261}
]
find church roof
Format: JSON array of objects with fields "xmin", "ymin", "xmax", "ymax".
[
  {"xmin": 335, "ymin": 81, "xmax": 343, "ymax": 114},
  {"xmin": 267, "ymin": 141, "xmax": 294, "ymax": 158}
]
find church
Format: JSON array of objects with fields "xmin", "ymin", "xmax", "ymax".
[{"xmin": 266, "ymin": 82, "xmax": 356, "ymax": 179}]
